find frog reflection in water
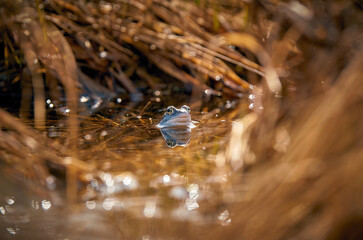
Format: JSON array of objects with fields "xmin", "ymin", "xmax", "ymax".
[{"xmin": 157, "ymin": 105, "xmax": 197, "ymax": 148}]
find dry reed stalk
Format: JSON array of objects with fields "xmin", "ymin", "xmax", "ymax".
[{"xmin": 208, "ymin": 1, "xmax": 363, "ymax": 239}]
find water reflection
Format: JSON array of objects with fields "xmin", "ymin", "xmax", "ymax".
[
  {"xmin": 160, "ymin": 127, "xmax": 192, "ymax": 148},
  {"xmin": 0, "ymin": 96, "xmax": 239, "ymax": 239},
  {"xmin": 6, "ymin": 227, "xmax": 19, "ymax": 235},
  {"xmin": 143, "ymin": 201, "xmax": 157, "ymax": 218},
  {"xmin": 218, "ymin": 209, "xmax": 231, "ymax": 226}
]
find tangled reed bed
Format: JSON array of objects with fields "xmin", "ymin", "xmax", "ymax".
[{"xmin": 0, "ymin": 0, "xmax": 363, "ymax": 239}]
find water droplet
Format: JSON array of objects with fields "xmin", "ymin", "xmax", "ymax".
[
  {"xmin": 59, "ymin": 107, "xmax": 70, "ymax": 114},
  {"xmin": 150, "ymin": 44, "xmax": 156, "ymax": 50},
  {"xmin": 215, "ymin": 75, "xmax": 222, "ymax": 81},
  {"xmin": 116, "ymin": 98, "xmax": 122, "ymax": 103},
  {"xmin": 163, "ymin": 175, "xmax": 170, "ymax": 183},
  {"xmin": 249, "ymin": 103, "xmax": 254, "ymax": 109},
  {"xmin": 7, "ymin": 227, "xmax": 19, "ymax": 235},
  {"xmin": 123, "ymin": 175, "xmax": 132, "ymax": 185},
  {"xmin": 80, "ymin": 95, "xmax": 90, "ymax": 103},
  {"xmin": 31, "ymin": 200, "xmax": 39, "ymax": 210},
  {"xmin": 102, "ymin": 198, "xmax": 114, "ymax": 211},
  {"xmin": 248, "ymin": 94, "xmax": 255, "ymax": 100},
  {"xmin": 100, "ymin": 51, "xmax": 107, "ymax": 58},
  {"xmin": 86, "ymin": 200, "xmax": 96, "ymax": 210},
  {"xmin": 274, "ymin": 91, "xmax": 281, "ymax": 98},
  {"xmin": 0, "ymin": 206, "xmax": 6, "ymax": 214},
  {"xmin": 100, "ymin": 130, "xmax": 108, "ymax": 137},
  {"xmin": 84, "ymin": 134, "xmax": 92, "ymax": 140},
  {"xmin": 46, "ymin": 99, "xmax": 51, "ymax": 104},
  {"xmin": 154, "ymin": 90, "xmax": 161, "ymax": 96},
  {"xmin": 5, "ymin": 197, "xmax": 14, "ymax": 205},
  {"xmin": 41, "ymin": 200, "xmax": 51, "ymax": 210},
  {"xmin": 105, "ymin": 178, "xmax": 114, "ymax": 187}
]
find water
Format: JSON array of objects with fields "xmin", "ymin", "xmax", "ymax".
[{"xmin": 0, "ymin": 95, "xmax": 247, "ymax": 240}]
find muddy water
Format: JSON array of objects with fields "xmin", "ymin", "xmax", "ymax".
[{"xmin": 0, "ymin": 96, "xmax": 251, "ymax": 240}]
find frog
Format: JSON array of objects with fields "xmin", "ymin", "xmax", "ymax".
[{"xmin": 156, "ymin": 105, "xmax": 196, "ymax": 129}]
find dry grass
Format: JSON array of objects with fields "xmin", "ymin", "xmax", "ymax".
[{"xmin": 0, "ymin": 0, "xmax": 363, "ymax": 239}]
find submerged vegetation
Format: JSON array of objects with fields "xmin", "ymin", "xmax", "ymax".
[{"xmin": 0, "ymin": 0, "xmax": 362, "ymax": 239}]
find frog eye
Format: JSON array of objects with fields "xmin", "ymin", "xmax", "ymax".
[
  {"xmin": 166, "ymin": 139, "xmax": 176, "ymax": 148},
  {"xmin": 166, "ymin": 106, "xmax": 174, "ymax": 115},
  {"xmin": 181, "ymin": 105, "xmax": 191, "ymax": 113}
]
